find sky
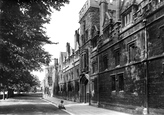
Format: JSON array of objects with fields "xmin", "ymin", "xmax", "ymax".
[{"xmin": 32, "ymin": 0, "xmax": 87, "ymax": 81}]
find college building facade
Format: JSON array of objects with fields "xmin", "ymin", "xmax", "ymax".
[{"xmin": 43, "ymin": 0, "xmax": 164, "ymax": 114}]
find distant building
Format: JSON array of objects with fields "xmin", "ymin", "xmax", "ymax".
[
  {"xmin": 58, "ymin": 38, "xmax": 80, "ymax": 102},
  {"xmin": 43, "ymin": 65, "xmax": 54, "ymax": 96},
  {"xmin": 51, "ymin": 58, "xmax": 59, "ymax": 97}
]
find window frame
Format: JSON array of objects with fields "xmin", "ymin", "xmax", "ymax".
[
  {"xmin": 128, "ymin": 41, "xmax": 137, "ymax": 63},
  {"xmin": 111, "ymin": 75, "xmax": 116, "ymax": 91},
  {"xmin": 85, "ymin": 29, "xmax": 88, "ymax": 42},
  {"xmin": 117, "ymin": 73, "xmax": 124, "ymax": 91},
  {"xmin": 114, "ymin": 48, "xmax": 120, "ymax": 66},
  {"xmin": 92, "ymin": 61, "xmax": 98, "ymax": 74},
  {"xmin": 122, "ymin": 8, "xmax": 132, "ymax": 27},
  {"xmin": 103, "ymin": 54, "xmax": 108, "ymax": 71}
]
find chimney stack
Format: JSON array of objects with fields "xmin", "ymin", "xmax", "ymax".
[
  {"xmin": 116, "ymin": 0, "xmax": 121, "ymax": 22},
  {"xmin": 99, "ymin": 0, "xmax": 108, "ymax": 36},
  {"xmin": 54, "ymin": 58, "xmax": 58, "ymax": 66}
]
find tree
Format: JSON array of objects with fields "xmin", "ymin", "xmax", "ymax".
[{"xmin": 0, "ymin": 0, "xmax": 69, "ymax": 99}]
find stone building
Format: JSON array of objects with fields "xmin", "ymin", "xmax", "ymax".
[
  {"xmin": 43, "ymin": 58, "xmax": 59, "ymax": 97},
  {"xmin": 58, "ymin": 38, "xmax": 80, "ymax": 102},
  {"xmin": 89, "ymin": 0, "xmax": 117, "ymax": 106},
  {"xmin": 95, "ymin": 0, "xmax": 164, "ymax": 115},
  {"xmin": 43, "ymin": 65, "xmax": 54, "ymax": 96},
  {"xmin": 50, "ymin": 0, "xmax": 164, "ymax": 114},
  {"xmin": 51, "ymin": 58, "xmax": 59, "ymax": 97},
  {"xmin": 78, "ymin": 0, "xmax": 100, "ymax": 103}
]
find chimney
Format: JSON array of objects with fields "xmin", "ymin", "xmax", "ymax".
[
  {"xmin": 66, "ymin": 42, "xmax": 70, "ymax": 58},
  {"xmin": 54, "ymin": 58, "xmax": 58, "ymax": 66},
  {"xmin": 116, "ymin": 0, "xmax": 121, "ymax": 22},
  {"xmin": 99, "ymin": 0, "xmax": 108, "ymax": 36}
]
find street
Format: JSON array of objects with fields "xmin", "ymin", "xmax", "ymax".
[{"xmin": 0, "ymin": 93, "xmax": 69, "ymax": 115}]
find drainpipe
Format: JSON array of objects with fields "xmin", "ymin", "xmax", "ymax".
[
  {"xmin": 143, "ymin": 19, "xmax": 149, "ymax": 115},
  {"xmin": 89, "ymin": 48, "xmax": 91, "ymax": 105},
  {"xmin": 97, "ymin": 51, "xmax": 100, "ymax": 107}
]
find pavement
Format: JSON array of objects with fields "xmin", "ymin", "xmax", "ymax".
[{"xmin": 42, "ymin": 94, "xmax": 132, "ymax": 115}]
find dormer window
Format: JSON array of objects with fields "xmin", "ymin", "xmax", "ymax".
[{"xmin": 122, "ymin": 8, "xmax": 132, "ymax": 28}]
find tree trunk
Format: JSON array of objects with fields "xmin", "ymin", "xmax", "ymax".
[
  {"xmin": 6, "ymin": 86, "xmax": 8, "ymax": 99},
  {"xmin": 3, "ymin": 89, "xmax": 5, "ymax": 100}
]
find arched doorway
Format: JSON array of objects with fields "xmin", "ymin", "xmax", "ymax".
[{"xmin": 80, "ymin": 74, "xmax": 89, "ymax": 103}]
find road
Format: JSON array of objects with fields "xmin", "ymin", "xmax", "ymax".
[{"xmin": 0, "ymin": 93, "xmax": 69, "ymax": 115}]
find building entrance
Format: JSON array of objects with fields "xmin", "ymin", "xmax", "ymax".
[{"xmin": 80, "ymin": 74, "xmax": 89, "ymax": 103}]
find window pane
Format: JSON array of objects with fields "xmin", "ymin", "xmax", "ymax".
[
  {"xmin": 111, "ymin": 75, "xmax": 116, "ymax": 91},
  {"xmin": 129, "ymin": 43, "xmax": 136, "ymax": 62},
  {"xmin": 118, "ymin": 73, "xmax": 124, "ymax": 91},
  {"xmin": 114, "ymin": 49, "xmax": 120, "ymax": 66},
  {"xmin": 103, "ymin": 55, "xmax": 108, "ymax": 70}
]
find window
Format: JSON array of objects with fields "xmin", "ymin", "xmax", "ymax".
[
  {"xmin": 91, "ymin": 81, "xmax": 95, "ymax": 96},
  {"xmin": 85, "ymin": 30, "xmax": 88, "ymax": 41},
  {"xmin": 75, "ymin": 81, "xmax": 79, "ymax": 92},
  {"xmin": 114, "ymin": 49, "xmax": 120, "ymax": 66},
  {"xmin": 92, "ymin": 62, "xmax": 98, "ymax": 73},
  {"xmin": 118, "ymin": 73, "xmax": 124, "ymax": 91},
  {"xmin": 122, "ymin": 10, "xmax": 132, "ymax": 27},
  {"xmin": 84, "ymin": 49, "xmax": 89, "ymax": 71},
  {"xmin": 71, "ymin": 71, "xmax": 73, "ymax": 79},
  {"xmin": 77, "ymin": 69, "xmax": 79, "ymax": 77},
  {"xmin": 83, "ymin": 20, "xmax": 86, "ymax": 32},
  {"xmin": 81, "ymin": 35, "xmax": 85, "ymax": 45},
  {"xmin": 91, "ymin": 37, "xmax": 97, "ymax": 49},
  {"xmin": 128, "ymin": 42, "xmax": 137, "ymax": 62},
  {"xmin": 111, "ymin": 75, "xmax": 116, "ymax": 91},
  {"xmin": 103, "ymin": 54, "xmax": 108, "ymax": 70},
  {"xmin": 80, "ymin": 55, "xmax": 83, "ymax": 72}
]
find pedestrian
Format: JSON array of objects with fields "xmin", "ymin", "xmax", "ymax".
[{"xmin": 58, "ymin": 100, "xmax": 66, "ymax": 109}]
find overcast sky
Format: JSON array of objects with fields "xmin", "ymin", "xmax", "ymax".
[{"xmin": 33, "ymin": 0, "xmax": 87, "ymax": 81}]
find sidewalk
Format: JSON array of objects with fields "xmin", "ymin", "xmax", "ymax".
[{"xmin": 43, "ymin": 95, "xmax": 132, "ymax": 115}]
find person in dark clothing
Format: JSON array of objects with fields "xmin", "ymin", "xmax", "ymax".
[{"xmin": 58, "ymin": 100, "xmax": 66, "ymax": 109}]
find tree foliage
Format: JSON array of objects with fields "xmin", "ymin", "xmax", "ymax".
[{"xmin": 0, "ymin": 0, "xmax": 69, "ymax": 91}]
